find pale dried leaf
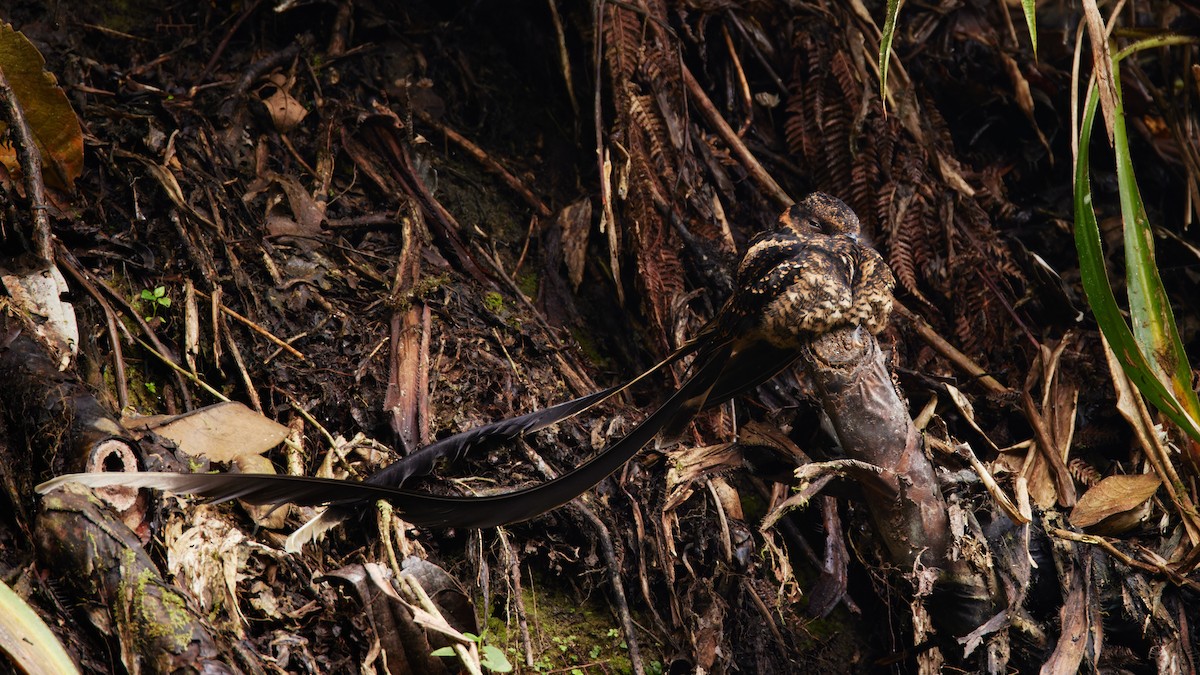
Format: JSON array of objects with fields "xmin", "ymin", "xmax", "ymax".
[
  {"xmin": 1000, "ymin": 52, "xmax": 1051, "ymax": 158},
  {"xmin": 261, "ymin": 87, "xmax": 308, "ymax": 133},
  {"xmin": 124, "ymin": 402, "xmax": 289, "ymax": 463},
  {"xmin": 945, "ymin": 384, "xmax": 999, "ymax": 452},
  {"xmin": 1080, "ymin": 0, "xmax": 1116, "ymax": 144},
  {"xmin": 663, "ymin": 443, "xmax": 740, "ymax": 512},
  {"xmin": 1, "ymin": 264, "xmax": 78, "ymax": 367}
]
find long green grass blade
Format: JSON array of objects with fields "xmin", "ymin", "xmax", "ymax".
[
  {"xmin": 0, "ymin": 579, "xmax": 79, "ymax": 675},
  {"xmin": 878, "ymin": 0, "xmax": 902, "ymax": 100},
  {"xmin": 1108, "ymin": 40, "xmax": 1200, "ymax": 438},
  {"xmin": 1020, "ymin": 0, "xmax": 1037, "ymax": 55},
  {"xmin": 1074, "ymin": 62, "xmax": 1200, "ymax": 443}
]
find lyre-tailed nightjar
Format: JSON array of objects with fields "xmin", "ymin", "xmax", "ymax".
[{"xmin": 38, "ymin": 192, "xmax": 897, "ymax": 547}]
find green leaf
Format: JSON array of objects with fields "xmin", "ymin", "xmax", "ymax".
[
  {"xmin": 878, "ymin": 0, "xmax": 902, "ymax": 101},
  {"xmin": 430, "ymin": 646, "xmax": 456, "ymax": 658},
  {"xmin": 141, "ymin": 289, "xmax": 155, "ymax": 301},
  {"xmin": 1019, "ymin": 0, "xmax": 1037, "ymax": 54},
  {"xmin": 1108, "ymin": 41, "xmax": 1200, "ymax": 435},
  {"xmin": 0, "ymin": 578, "xmax": 79, "ymax": 674},
  {"xmin": 480, "ymin": 645, "xmax": 513, "ymax": 673},
  {"xmin": 1073, "ymin": 45, "xmax": 1200, "ymax": 444}
]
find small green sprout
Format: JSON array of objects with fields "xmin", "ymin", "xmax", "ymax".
[{"xmin": 140, "ymin": 286, "xmax": 171, "ymax": 322}]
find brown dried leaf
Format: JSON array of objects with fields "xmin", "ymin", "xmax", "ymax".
[
  {"xmin": 260, "ymin": 87, "xmax": 308, "ymax": 133},
  {"xmin": 557, "ymin": 198, "xmax": 593, "ymax": 290},
  {"xmin": 663, "ymin": 443, "xmax": 741, "ymax": 513},
  {"xmin": 235, "ymin": 454, "xmax": 289, "ymax": 530},
  {"xmin": 124, "ymin": 402, "xmax": 290, "ymax": 464},
  {"xmin": 0, "ymin": 24, "xmax": 84, "ymax": 190},
  {"xmin": 1000, "ymin": 53, "xmax": 1051, "ymax": 159},
  {"xmin": 261, "ymin": 172, "xmax": 326, "ymax": 238},
  {"xmin": 1069, "ymin": 473, "xmax": 1160, "ymax": 530}
]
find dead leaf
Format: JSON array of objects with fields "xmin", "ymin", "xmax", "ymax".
[
  {"xmin": 663, "ymin": 443, "xmax": 740, "ymax": 513},
  {"xmin": 1069, "ymin": 473, "xmax": 1160, "ymax": 533},
  {"xmin": 261, "ymin": 171, "xmax": 326, "ymax": 238},
  {"xmin": 1000, "ymin": 53, "xmax": 1052, "ymax": 160},
  {"xmin": 235, "ymin": 454, "xmax": 289, "ymax": 530},
  {"xmin": 0, "ymin": 24, "xmax": 84, "ymax": 190},
  {"xmin": 124, "ymin": 402, "xmax": 289, "ymax": 464},
  {"xmin": 557, "ymin": 198, "xmax": 593, "ymax": 290},
  {"xmin": 1, "ymin": 263, "xmax": 78, "ymax": 367},
  {"xmin": 260, "ymin": 86, "xmax": 308, "ymax": 133}
]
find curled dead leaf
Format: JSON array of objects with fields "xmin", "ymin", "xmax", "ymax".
[
  {"xmin": 1069, "ymin": 473, "xmax": 1160, "ymax": 533},
  {"xmin": 260, "ymin": 87, "xmax": 308, "ymax": 133}
]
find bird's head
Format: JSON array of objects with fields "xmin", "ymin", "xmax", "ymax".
[{"xmin": 779, "ymin": 192, "xmax": 862, "ymax": 241}]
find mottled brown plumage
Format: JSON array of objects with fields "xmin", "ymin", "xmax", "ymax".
[
  {"xmin": 697, "ymin": 192, "xmax": 895, "ymax": 349},
  {"xmin": 38, "ymin": 193, "xmax": 897, "ymax": 545}
]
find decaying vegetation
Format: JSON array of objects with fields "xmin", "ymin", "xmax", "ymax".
[{"xmin": 1, "ymin": 0, "xmax": 1199, "ymax": 673}]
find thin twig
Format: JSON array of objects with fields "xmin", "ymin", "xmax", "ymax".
[
  {"xmin": 893, "ymin": 301, "xmax": 1009, "ymax": 395},
  {"xmin": 1022, "ymin": 391, "xmax": 1078, "ymax": 507},
  {"xmin": 398, "ymin": 573, "xmax": 485, "ymax": 675},
  {"xmin": 193, "ymin": 288, "xmax": 307, "ymax": 361},
  {"xmin": 197, "ymin": 0, "xmax": 264, "ymax": 84},
  {"xmin": 680, "ymin": 64, "xmax": 792, "ymax": 208},
  {"xmin": 218, "ymin": 314, "xmax": 264, "ymax": 413},
  {"xmin": 571, "ymin": 503, "xmax": 646, "ymax": 675},
  {"xmin": 0, "ymin": 65, "xmax": 53, "ymax": 263},
  {"xmin": 741, "ymin": 577, "xmax": 789, "ymax": 649},
  {"xmin": 496, "ymin": 528, "xmax": 535, "ymax": 668},
  {"xmin": 135, "ymin": 338, "xmax": 229, "ymax": 403},
  {"xmin": 511, "ymin": 214, "xmax": 539, "ymax": 277},
  {"xmin": 415, "ymin": 109, "xmax": 552, "ymax": 218},
  {"xmin": 93, "ymin": 274, "xmax": 195, "ymax": 409},
  {"xmin": 56, "ymin": 249, "xmax": 131, "ymax": 410},
  {"xmin": 721, "ymin": 24, "xmax": 754, "ymax": 135},
  {"xmin": 1049, "ymin": 528, "xmax": 1200, "ymax": 591},
  {"xmin": 546, "ymin": 0, "xmax": 578, "ymax": 117},
  {"xmin": 219, "ymin": 41, "xmax": 304, "ymax": 120}
]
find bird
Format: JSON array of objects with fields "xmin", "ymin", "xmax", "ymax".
[{"xmin": 36, "ymin": 193, "xmax": 895, "ymax": 551}]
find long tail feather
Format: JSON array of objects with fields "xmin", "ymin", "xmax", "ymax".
[
  {"xmin": 367, "ymin": 330, "xmax": 708, "ymax": 489},
  {"xmin": 278, "ymin": 333, "xmax": 713, "ymax": 546},
  {"xmin": 36, "ymin": 341, "xmax": 734, "ymax": 531}
]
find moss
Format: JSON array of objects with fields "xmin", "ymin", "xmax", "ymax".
[
  {"xmin": 117, "ymin": 549, "xmax": 194, "ymax": 652},
  {"xmin": 516, "ymin": 269, "xmax": 540, "ymax": 299},
  {"xmin": 484, "ymin": 291, "xmax": 505, "ymax": 314},
  {"xmin": 568, "ymin": 326, "xmax": 611, "ymax": 371},
  {"xmin": 490, "ymin": 571, "xmax": 653, "ymax": 674},
  {"xmin": 397, "ymin": 273, "xmax": 451, "ymax": 311}
]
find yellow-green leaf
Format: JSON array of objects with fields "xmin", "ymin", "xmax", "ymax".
[
  {"xmin": 878, "ymin": 0, "xmax": 903, "ymax": 102},
  {"xmin": 1020, "ymin": 0, "xmax": 1037, "ymax": 54},
  {"xmin": 0, "ymin": 578, "xmax": 79, "ymax": 675}
]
